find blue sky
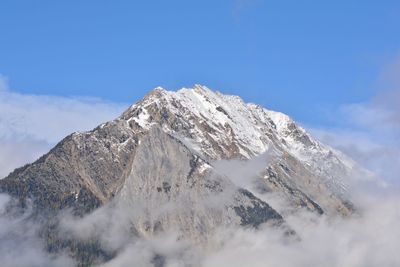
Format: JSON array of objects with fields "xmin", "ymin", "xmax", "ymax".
[{"xmin": 1, "ymin": 0, "xmax": 400, "ymax": 125}]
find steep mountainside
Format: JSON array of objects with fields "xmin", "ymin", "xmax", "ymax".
[
  {"xmin": 0, "ymin": 85, "xmax": 355, "ymax": 265},
  {"xmin": 120, "ymin": 86, "xmax": 354, "ymax": 215}
]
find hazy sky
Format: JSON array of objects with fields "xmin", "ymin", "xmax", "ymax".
[{"xmin": 1, "ymin": 0, "xmax": 400, "ymax": 125}]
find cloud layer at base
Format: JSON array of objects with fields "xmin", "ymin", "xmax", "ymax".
[{"xmin": 1, "ymin": 175, "xmax": 398, "ymax": 267}]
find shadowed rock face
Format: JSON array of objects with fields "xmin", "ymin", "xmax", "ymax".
[
  {"xmin": 0, "ymin": 86, "xmax": 355, "ymax": 265},
  {"xmin": 0, "ymin": 120, "xmax": 138, "ymax": 215}
]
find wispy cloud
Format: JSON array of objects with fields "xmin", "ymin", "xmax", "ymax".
[
  {"xmin": 0, "ymin": 75, "xmax": 127, "ymax": 177},
  {"xmin": 203, "ymin": 190, "xmax": 400, "ymax": 267},
  {"xmin": 0, "ymin": 194, "xmax": 75, "ymax": 267},
  {"xmin": 232, "ymin": 0, "xmax": 263, "ymax": 20},
  {"xmin": 310, "ymin": 57, "xmax": 400, "ymax": 186}
]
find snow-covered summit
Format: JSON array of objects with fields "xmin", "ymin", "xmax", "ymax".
[
  {"xmin": 124, "ymin": 85, "xmax": 352, "ymax": 167},
  {"xmin": 119, "ymin": 85, "xmax": 356, "ymax": 215}
]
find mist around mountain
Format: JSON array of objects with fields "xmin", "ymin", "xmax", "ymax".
[{"xmin": 0, "ymin": 86, "xmax": 399, "ymax": 267}]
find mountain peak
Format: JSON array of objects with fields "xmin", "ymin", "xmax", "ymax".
[
  {"xmin": 120, "ymin": 86, "xmax": 353, "ymax": 200},
  {"xmin": 142, "ymin": 86, "xmax": 168, "ymax": 100}
]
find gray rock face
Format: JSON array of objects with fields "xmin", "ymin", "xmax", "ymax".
[
  {"xmin": 0, "ymin": 86, "xmax": 356, "ymax": 265},
  {"xmin": 116, "ymin": 126, "xmax": 284, "ymax": 244}
]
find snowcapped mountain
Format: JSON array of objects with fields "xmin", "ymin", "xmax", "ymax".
[
  {"xmin": 121, "ymin": 85, "xmax": 354, "ymax": 215},
  {"xmin": 0, "ymin": 85, "xmax": 355, "ymax": 265}
]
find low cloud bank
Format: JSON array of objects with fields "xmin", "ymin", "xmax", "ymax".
[
  {"xmin": 0, "ymin": 171, "xmax": 398, "ymax": 267},
  {"xmin": 48, "ymin": 174, "xmax": 400, "ymax": 267},
  {"xmin": 0, "ymin": 194, "xmax": 74, "ymax": 267},
  {"xmin": 204, "ymin": 187, "xmax": 400, "ymax": 267}
]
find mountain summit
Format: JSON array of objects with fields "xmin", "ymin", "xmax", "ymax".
[{"xmin": 0, "ymin": 85, "xmax": 355, "ymax": 265}]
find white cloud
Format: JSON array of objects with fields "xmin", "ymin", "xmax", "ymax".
[
  {"xmin": 213, "ymin": 149, "xmax": 277, "ymax": 189},
  {"xmin": 0, "ymin": 75, "xmax": 127, "ymax": 178},
  {"xmin": 0, "ymin": 194, "xmax": 75, "ymax": 267},
  {"xmin": 0, "ymin": 89, "xmax": 127, "ymax": 144},
  {"xmin": 309, "ymin": 57, "xmax": 400, "ymax": 185},
  {"xmin": 203, "ymin": 190, "xmax": 400, "ymax": 267},
  {"xmin": 311, "ymin": 125, "xmax": 400, "ymax": 185},
  {"xmin": 0, "ymin": 138, "xmax": 51, "ymax": 178}
]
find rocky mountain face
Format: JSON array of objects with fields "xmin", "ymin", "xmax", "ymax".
[
  {"xmin": 120, "ymin": 86, "xmax": 354, "ymax": 215},
  {"xmin": 0, "ymin": 85, "xmax": 355, "ymax": 266}
]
